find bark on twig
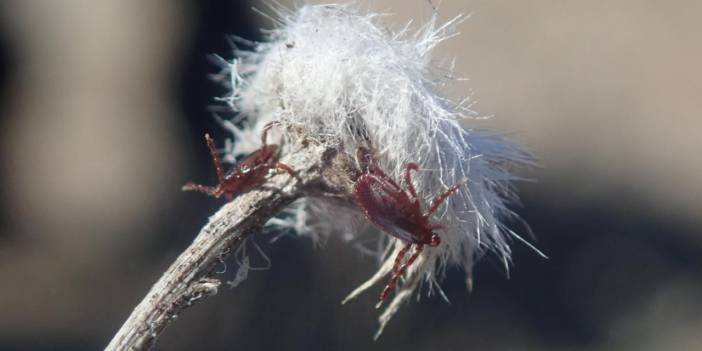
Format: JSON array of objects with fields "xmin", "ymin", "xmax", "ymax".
[{"xmin": 106, "ymin": 140, "xmax": 356, "ymax": 351}]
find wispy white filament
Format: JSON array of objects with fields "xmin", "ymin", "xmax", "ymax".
[{"xmin": 219, "ymin": 3, "xmax": 540, "ymax": 336}]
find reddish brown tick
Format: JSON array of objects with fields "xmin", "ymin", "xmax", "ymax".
[
  {"xmin": 354, "ymin": 149, "xmax": 465, "ymax": 305},
  {"xmin": 182, "ymin": 122, "xmax": 295, "ymax": 200}
]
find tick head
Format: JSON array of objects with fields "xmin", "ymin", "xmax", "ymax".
[
  {"xmin": 429, "ymin": 233, "xmax": 441, "ymax": 247},
  {"xmin": 425, "ymin": 223, "xmax": 445, "ymax": 246}
]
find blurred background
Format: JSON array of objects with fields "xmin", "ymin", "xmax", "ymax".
[{"xmin": 0, "ymin": 0, "xmax": 700, "ymax": 350}]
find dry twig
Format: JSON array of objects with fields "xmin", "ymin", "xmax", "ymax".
[{"xmin": 106, "ymin": 139, "xmax": 357, "ymax": 351}]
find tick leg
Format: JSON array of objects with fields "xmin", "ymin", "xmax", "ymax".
[
  {"xmin": 379, "ymin": 243, "xmax": 415, "ymax": 302},
  {"xmin": 261, "ymin": 121, "xmax": 281, "ymax": 146},
  {"xmin": 356, "ymin": 146, "xmax": 375, "ymax": 173},
  {"xmin": 426, "ymin": 178, "xmax": 467, "ymax": 217},
  {"xmin": 204, "ymin": 134, "xmax": 226, "ymax": 185},
  {"xmin": 182, "ymin": 182, "xmax": 220, "ymax": 197},
  {"xmin": 393, "ymin": 244, "xmax": 412, "ymax": 274},
  {"xmin": 404, "ymin": 163, "xmax": 419, "ymax": 201},
  {"xmin": 273, "ymin": 162, "xmax": 295, "ymax": 177},
  {"xmin": 402, "ymin": 244, "xmax": 423, "ymax": 271}
]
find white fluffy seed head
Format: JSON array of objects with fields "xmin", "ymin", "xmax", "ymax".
[{"xmin": 219, "ymin": 3, "xmax": 539, "ymax": 335}]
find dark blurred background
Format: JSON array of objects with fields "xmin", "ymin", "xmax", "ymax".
[{"xmin": 0, "ymin": 1, "xmax": 700, "ymax": 350}]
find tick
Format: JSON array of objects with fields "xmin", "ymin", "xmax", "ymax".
[
  {"xmin": 183, "ymin": 122, "xmax": 295, "ymax": 200},
  {"xmin": 354, "ymin": 151, "xmax": 465, "ymax": 305}
]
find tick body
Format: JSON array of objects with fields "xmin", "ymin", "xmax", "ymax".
[
  {"xmin": 354, "ymin": 154, "xmax": 464, "ymax": 304},
  {"xmin": 183, "ymin": 123, "xmax": 295, "ymax": 200}
]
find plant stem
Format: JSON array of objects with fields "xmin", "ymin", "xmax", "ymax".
[{"xmin": 106, "ymin": 140, "xmax": 355, "ymax": 350}]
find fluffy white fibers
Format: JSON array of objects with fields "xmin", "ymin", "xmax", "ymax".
[{"xmin": 219, "ymin": 3, "xmax": 541, "ymax": 336}]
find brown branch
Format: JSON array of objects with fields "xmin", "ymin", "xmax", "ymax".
[{"xmin": 106, "ymin": 140, "xmax": 356, "ymax": 351}]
